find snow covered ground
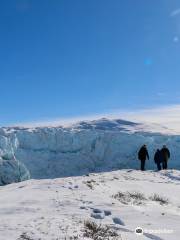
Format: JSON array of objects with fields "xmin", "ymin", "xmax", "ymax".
[
  {"xmin": 0, "ymin": 169, "xmax": 180, "ymax": 240},
  {"xmin": 0, "ymin": 118, "xmax": 180, "ymax": 184}
]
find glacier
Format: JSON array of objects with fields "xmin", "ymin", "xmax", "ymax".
[
  {"xmin": 0, "ymin": 118, "xmax": 180, "ymax": 184},
  {"xmin": 0, "ymin": 128, "xmax": 30, "ymax": 185}
]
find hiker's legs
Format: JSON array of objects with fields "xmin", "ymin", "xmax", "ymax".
[
  {"xmin": 163, "ymin": 160, "xmax": 167, "ymax": 170},
  {"xmin": 157, "ymin": 162, "xmax": 161, "ymax": 171},
  {"xmin": 141, "ymin": 160, "xmax": 145, "ymax": 171}
]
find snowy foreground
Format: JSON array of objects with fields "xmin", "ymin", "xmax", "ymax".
[
  {"xmin": 1, "ymin": 118, "xmax": 180, "ymax": 185},
  {"xmin": 0, "ymin": 169, "xmax": 180, "ymax": 240}
]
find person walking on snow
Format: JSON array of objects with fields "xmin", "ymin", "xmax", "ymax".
[
  {"xmin": 138, "ymin": 144, "xmax": 149, "ymax": 171},
  {"xmin": 161, "ymin": 145, "xmax": 170, "ymax": 170},
  {"xmin": 154, "ymin": 149, "xmax": 163, "ymax": 171}
]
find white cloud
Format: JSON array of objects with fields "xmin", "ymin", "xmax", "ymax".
[
  {"xmin": 121, "ymin": 104, "xmax": 180, "ymax": 133},
  {"xmin": 11, "ymin": 104, "xmax": 180, "ymax": 134}
]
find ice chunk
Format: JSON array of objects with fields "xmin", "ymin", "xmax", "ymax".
[{"xmin": 0, "ymin": 158, "xmax": 30, "ymax": 185}]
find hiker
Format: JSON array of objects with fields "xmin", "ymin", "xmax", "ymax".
[
  {"xmin": 138, "ymin": 145, "xmax": 149, "ymax": 171},
  {"xmin": 154, "ymin": 149, "xmax": 163, "ymax": 171},
  {"xmin": 161, "ymin": 145, "xmax": 170, "ymax": 170}
]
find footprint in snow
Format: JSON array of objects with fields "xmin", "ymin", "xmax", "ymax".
[
  {"xmin": 91, "ymin": 212, "xmax": 105, "ymax": 219},
  {"xmin": 93, "ymin": 208, "xmax": 102, "ymax": 214},
  {"xmin": 104, "ymin": 210, "xmax": 112, "ymax": 216},
  {"xmin": 144, "ymin": 232, "xmax": 164, "ymax": 240},
  {"xmin": 80, "ymin": 206, "xmax": 88, "ymax": 210},
  {"xmin": 92, "ymin": 208, "xmax": 112, "ymax": 215},
  {"xmin": 90, "ymin": 208, "xmax": 112, "ymax": 219},
  {"xmin": 90, "ymin": 208, "xmax": 103, "ymax": 218},
  {"xmin": 112, "ymin": 217, "xmax": 125, "ymax": 226}
]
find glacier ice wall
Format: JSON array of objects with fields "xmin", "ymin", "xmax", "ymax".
[
  {"xmin": 0, "ymin": 129, "xmax": 30, "ymax": 185},
  {"xmin": 0, "ymin": 119, "xmax": 180, "ymax": 180}
]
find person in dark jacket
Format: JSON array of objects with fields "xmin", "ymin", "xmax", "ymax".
[
  {"xmin": 154, "ymin": 149, "xmax": 163, "ymax": 171},
  {"xmin": 161, "ymin": 145, "xmax": 170, "ymax": 170},
  {"xmin": 138, "ymin": 145, "xmax": 149, "ymax": 171}
]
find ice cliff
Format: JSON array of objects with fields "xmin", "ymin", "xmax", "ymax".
[
  {"xmin": 0, "ymin": 129, "xmax": 30, "ymax": 185},
  {"xmin": 0, "ymin": 118, "xmax": 180, "ymax": 184}
]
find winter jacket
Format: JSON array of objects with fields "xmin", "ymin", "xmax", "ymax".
[
  {"xmin": 161, "ymin": 147, "xmax": 170, "ymax": 161},
  {"xmin": 154, "ymin": 150, "xmax": 163, "ymax": 164},
  {"xmin": 138, "ymin": 146, "xmax": 149, "ymax": 161}
]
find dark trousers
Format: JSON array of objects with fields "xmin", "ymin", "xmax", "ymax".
[
  {"xmin": 162, "ymin": 160, "xmax": 168, "ymax": 170},
  {"xmin": 140, "ymin": 159, "xmax": 146, "ymax": 171},
  {"xmin": 156, "ymin": 162, "xmax": 162, "ymax": 171}
]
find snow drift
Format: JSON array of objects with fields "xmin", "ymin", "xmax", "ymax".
[{"xmin": 0, "ymin": 118, "xmax": 180, "ymax": 184}]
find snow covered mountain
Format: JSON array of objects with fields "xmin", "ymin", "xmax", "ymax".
[
  {"xmin": 0, "ymin": 169, "xmax": 180, "ymax": 240},
  {"xmin": 0, "ymin": 118, "xmax": 180, "ymax": 185}
]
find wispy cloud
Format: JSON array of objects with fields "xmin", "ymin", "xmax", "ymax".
[
  {"xmin": 170, "ymin": 8, "xmax": 180, "ymax": 17},
  {"xmin": 10, "ymin": 104, "xmax": 180, "ymax": 134},
  {"xmin": 121, "ymin": 104, "xmax": 180, "ymax": 133}
]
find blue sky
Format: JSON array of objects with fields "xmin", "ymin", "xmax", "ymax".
[{"xmin": 0, "ymin": 0, "xmax": 180, "ymax": 126}]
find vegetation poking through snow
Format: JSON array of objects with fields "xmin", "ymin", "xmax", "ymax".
[
  {"xmin": 113, "ymin": 191, "xmax": 147, "ymax": 205},
  {"xmin": 83, "ymin": 179, "xmax": 97, "ymax": 189},
  {"xmin": 17, "ymin": 233, "xmax": 35, "ymax": 240},
  {"xmin": 113, "ymin": 191, "xmax": 169, "ymax": 206},
  {"xmin": 149, "ymin": 194, "xmax": 169, "ymax": 205},
  {"xmin": 128, "ymin": 192, "xmax": 147, "ymax": 201},
  {"xmin": 83, "ymin": 220, "xmax": 119, "ymax": 240}
]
